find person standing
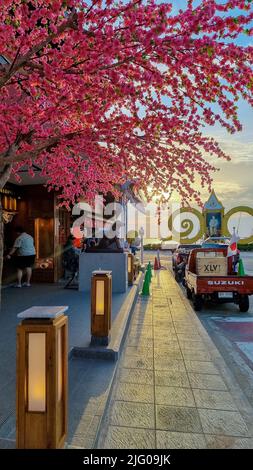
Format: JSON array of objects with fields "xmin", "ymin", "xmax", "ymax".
[{"xmin": 6, "ymin": 226, "xmax": 36, "ymax": 287}]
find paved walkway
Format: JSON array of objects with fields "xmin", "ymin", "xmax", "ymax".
[{"xmin": 97, "ymin": 270, "xmax": 253, "ymax": 449}]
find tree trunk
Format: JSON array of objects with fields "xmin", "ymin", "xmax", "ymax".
[
  {"xmin": 0, "ymin": 164, "xmax": 13, "ymax": 309},
  {"xmin": 0, "ymin": 200, "xmax": 4, "ymax": 308}
]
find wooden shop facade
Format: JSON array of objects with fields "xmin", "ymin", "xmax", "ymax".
[{"xmin": 1, "ymin": 182, "xmax": 70, "ymax": 285}]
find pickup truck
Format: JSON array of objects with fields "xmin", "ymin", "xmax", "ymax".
[{"xmin": 185, "ymin": 247, "xmax": 253, "ymax": 312}]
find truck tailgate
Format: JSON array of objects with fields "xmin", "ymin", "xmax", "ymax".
[{"xmin": 195, "ymin": 276, "xmax": 253, "ymax": 294}]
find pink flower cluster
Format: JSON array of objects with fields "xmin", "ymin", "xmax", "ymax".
[{"xmin": 0, "ymin": 0, "xmax": 252, "ymax": 204}]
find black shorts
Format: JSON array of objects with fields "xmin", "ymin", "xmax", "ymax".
[{"xmin": 14, "ymin": 255, "xmax": 36, "ymax": 269}]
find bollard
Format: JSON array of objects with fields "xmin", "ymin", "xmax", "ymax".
[
  {"xmin": 16, "ymin": 306, "xmax": 68, "ymax": 449},
  {"xmin": 91, "ymin": 270, "xmax": 112, "ymax": 346}
]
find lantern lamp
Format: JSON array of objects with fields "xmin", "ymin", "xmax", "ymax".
[
  {"xmin": 16, "ymin": 306, "xmax": 68, "ymax": 449},
  {"xmin": 91, "ymin": 270, "xmax": 112, "ymax": 346},
  {"xmin": 128, "ymin": 253, "xmax": 134, "ymax": 286}
]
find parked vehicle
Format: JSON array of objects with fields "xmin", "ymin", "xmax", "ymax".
[
  {"xmin": 161, "ymin": 240, "xmax": 179, "ymax": 252},
  {"xmin": 184, "ymin": 247, "xmax": 253, "ymax": 312},
  {"xmin": 201, "ymin": 236, "xmax": 230, "ymax": 248}
]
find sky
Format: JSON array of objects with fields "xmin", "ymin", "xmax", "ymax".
[
  {"xmin": 168, "ymin": 0, "xmax": 253, "ymax": 211},
  {"xmin": 137, "ymin": 1, "xmax": 253, "ymax": 239},
  {"xmin": 179, "ymin": 0, "xmax": 253, "ymax": 209},
  {"xmin": 198, "ymin": 100, "xmax": 253, "ymax": 238},
  {"xmin": 168, "ymin": 1, "xmax": 253, "ymax": 237},
  {"xmin": 201, "ymin": 100, "xmax": 253, "ymax": 209}
]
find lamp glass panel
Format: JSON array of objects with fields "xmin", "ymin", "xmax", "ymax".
[
  {"xmin": 28, "ymin": 333, "xmax": 46, "ymax": 412},
  {"xmin": 96, "ymin": 279, "xmax": 105, "ymax": 315},
  {"xmin": 57, "ymin": 328, "xmax": 63, "ymax": 402},
  {"xmin": 128, "ymin": 256, "xmax": 132, "ymax": 273},
  {"xmin": 3, "ymin": 196, "xmax": 8, "ymax": 210}
]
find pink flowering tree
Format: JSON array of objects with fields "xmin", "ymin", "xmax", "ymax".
[{"xmin": 0, "ymin": 0, "xmax": 253, "ymax": 286}]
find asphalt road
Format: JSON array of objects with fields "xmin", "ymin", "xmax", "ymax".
[{"xmin": 193, "ymin": 253, "xmax": 253, "ymax": 409}]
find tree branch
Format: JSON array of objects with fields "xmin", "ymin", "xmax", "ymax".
[
  {"xmin": 0, "ymin": 131, "xmax": 84, "ymax": 166},
  {"xmin": 0, "ymin": 10, "xmax": 79, "ymax": 89},
  {"xmin": 0, "ymin": 164, "xmax": 13, "ymax": 189}
]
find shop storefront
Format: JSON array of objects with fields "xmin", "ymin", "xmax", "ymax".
[{"xmin": 1, "ymin": 183, "xmax": 70, "ymax": 284}]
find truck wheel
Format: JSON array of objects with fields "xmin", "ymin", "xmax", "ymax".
[
  {"xmin": 193, "ymin": 294, "xmax": 203, "ymax": 311},
  {"xmin": 186, "ymin": 287, "xmax": 192, "ymax": 299},
  {"xmin": 239, "ymin": 295, "xmax": 249, "ymax": 313}
]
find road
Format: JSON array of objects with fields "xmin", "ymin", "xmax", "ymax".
[
  {"xmin": 195, "ymin": 252, "xmax": 253, "ymax": 409},
  {"xmin": 145, "ymin": 250, "xmax": 253, "ymax": 409}
]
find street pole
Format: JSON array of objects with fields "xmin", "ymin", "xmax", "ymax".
[
  {"xmin": 139, "ymin": 226, "xmax": 144, "ymax": 265},
  {"xmin": 125, "ymin": 199, "xmax": 128, "ymax": 240}
]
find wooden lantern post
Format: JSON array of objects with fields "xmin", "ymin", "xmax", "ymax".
[
  {"xmin": 16, "ymin": 306, "xmax": 68, "ymax": 449},
  {"xmin": 128, "ymin": 253, "xmax": 134, "ymax": 285},
  {"xmin": 91, "ymin": 270, "xmax": 112, "ymax": 346}
]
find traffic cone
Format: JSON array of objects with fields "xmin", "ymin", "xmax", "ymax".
[
  {"xmin": 157, "ymin": 250, "xmax": 161, "ymax": 269},
  {"xmin": 141, "ymin": 271, "xmax": 150, "ymax": 296},
  {"xmin": 238, "ymin": 258, "xmax": 245, "ymax": 276},
  {"xmin": 147, "ymin": 261, "xmax": 152, "ymax": 280},
  {"xmin": 154, "ymin": 257, "xmax": 159, "ymax": 270}
]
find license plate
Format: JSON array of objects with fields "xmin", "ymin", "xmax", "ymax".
[{"xmin": 218, "ymin": 292, "xmax": 233, "ymax": 299}]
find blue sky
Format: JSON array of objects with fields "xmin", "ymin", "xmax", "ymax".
[
  {"xmin": 169, "ymin": 1, "xmax": 253, "ymax": 212},
  {"xmin": 148, "ymin": 1, "xmax": 253, "ymax": 237}
]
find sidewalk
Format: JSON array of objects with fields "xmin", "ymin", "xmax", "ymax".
[{"xmin": 97, "ymin": 270, "xmax": 253, "ymax": 449}]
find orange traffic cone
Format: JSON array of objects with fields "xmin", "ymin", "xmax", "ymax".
[
  {"xmin": 154, "ymin": 257, "xmax": 159, "ymax": 270},
  {"xmin": 157, "ymin": 250, "xmax": 161, "ymax": 269}
]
